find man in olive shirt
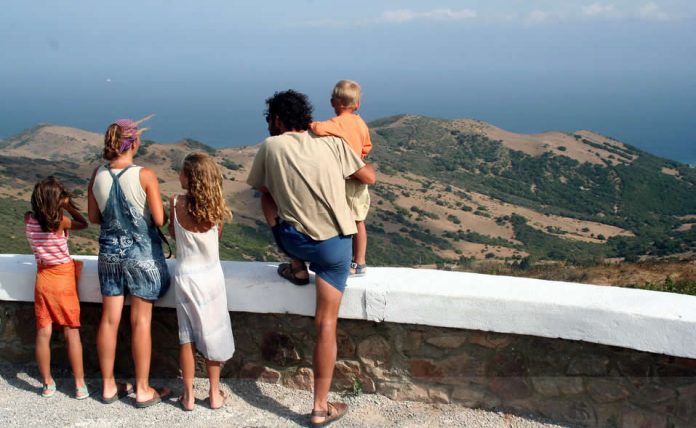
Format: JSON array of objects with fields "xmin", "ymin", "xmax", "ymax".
[{"xmin": 247, "ymin": 90, "xmax": 375, "ymax": 426}]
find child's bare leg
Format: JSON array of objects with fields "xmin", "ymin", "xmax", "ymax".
[
  {"xmin": 179, "ymin": 343, "xmax": 195, "ymax": 410},
  {"xmin": 97, "ymin": 296, "xmax": 126, "ymax": 398},
  {"xmin": 206, "ymin": 359, "xmax": 225, "ymax": 409},
  {"xmin": 63, "ymin": 327, "xmax": 86, "ymax": 390},
  {"xmin": 352, "ymin": 220, "xmax": 367, "ymax": 268},
  {"xmin": 131, "ymin": 296, "xmax": 169, "ymax": 403},
  {"xmin": 36, "ymin": 324, "xmax": 53, "ymax": 386}
]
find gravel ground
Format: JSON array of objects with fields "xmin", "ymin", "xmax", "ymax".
[{"xmin": 0, "ymin": 365, "xmax": 568, "ymax": 427}]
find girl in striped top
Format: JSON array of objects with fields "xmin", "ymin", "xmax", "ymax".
[{"xmin": 25, "ymin": 176, "xmax": 89, "ymax": 399}]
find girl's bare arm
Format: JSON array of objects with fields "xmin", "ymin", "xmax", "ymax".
[
  {"xmin": 64, "ymin": 201, "xmax": 88, "ymax": 231},
  {"xmin": 168, "ymin": 195, "xmax": 176, "ymax": 240},
  {"xmin": 87, "ymin": 167, "xmax": 102, "ymax": 225},
  {"xmin": 140, "ymin": 167, "xmax": 167, "ymax": 227}
]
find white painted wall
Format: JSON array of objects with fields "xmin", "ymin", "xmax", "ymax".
[{"xmin": 2, "ymin": 254, "xmax": 696, "ymax": 358}]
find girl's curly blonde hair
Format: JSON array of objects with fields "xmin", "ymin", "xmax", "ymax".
[{"xmin": 182, "ymin": 152, "xmax": 232, "ymax": 225}]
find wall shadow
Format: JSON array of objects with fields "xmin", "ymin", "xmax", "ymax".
[{"xmin": 224, "ymin": 379, "xmax": 306, "ymax": 425}]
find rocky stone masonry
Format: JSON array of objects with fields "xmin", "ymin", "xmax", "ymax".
[{"xmin": 2, "ymin": 301, "xmax": 695, "ymax": 427}]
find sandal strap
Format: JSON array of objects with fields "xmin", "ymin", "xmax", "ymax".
[
  {"xmin": 42, "ymin": 383, "xmax": 57, "ymax": 397},
  {"xmin": 312, "ymin": 402, "xmax": 344, "ymax": 417},
  {"xmin": 76, "ymin": 385, "xmax": 90, "ymax": 399},
  {"xmin": 291, "ymin": 264, "xmax": 308, "ymax": 274},
  {"xmin": 280, "ymin": 263, "xmax": 308, "ymax": 275},
  {"xmin": 328, "ymin": 402, "xmax": 346, "ymax": 414}
]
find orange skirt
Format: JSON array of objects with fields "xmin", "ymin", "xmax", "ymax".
[{"xmin": 34, "ymin": 259, "xmax": 83, "ymax": 329}]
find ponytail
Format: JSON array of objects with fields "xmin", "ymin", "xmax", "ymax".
[{"xmin": 103, "ymin": 124, "xmax": 122, "ymax": 161}]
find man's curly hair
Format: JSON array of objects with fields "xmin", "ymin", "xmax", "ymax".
[{"xmin": 264, "ymin": 90, "xmax": 313, "ymax": 131}]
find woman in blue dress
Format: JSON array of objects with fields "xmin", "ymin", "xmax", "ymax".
[{"xmin": 87, "ymin": 117, "xmax": 171, "ymax": 408}]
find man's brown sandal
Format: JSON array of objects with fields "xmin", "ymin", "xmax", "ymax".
[
  {"xmin": 310, "ymin": 402, "xmax": 348, "ymax": 427},
  {"xmin": 277, "ymin": 262, "xmax": 310, "ymax": 286}
]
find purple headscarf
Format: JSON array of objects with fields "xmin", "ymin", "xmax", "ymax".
[{"xmin": 113, "ymin": 119, "xmax": 140, "ymax": 153}]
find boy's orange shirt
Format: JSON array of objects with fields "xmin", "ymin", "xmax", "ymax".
[{"xmin": 310, "ymin": 113, "xmax": 372, "ymax": 159}]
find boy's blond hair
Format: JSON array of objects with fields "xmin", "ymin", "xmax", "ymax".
[{"xmin": 331, "ymin": 80, "xmax": 361, "ymax": 109}]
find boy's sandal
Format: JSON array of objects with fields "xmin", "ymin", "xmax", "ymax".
[
  {"xmin": 310, "ymin": 402, "xmax": 348, "ymax": 427},
  {"xmin": 102, "ymin": 383, "xmax": 133, "ymax": 404},
  {"xmin": 277, "ymin": 263, "xmax": 310, "ymax": 286},
  {"xmin": 75, "ymin": 385, "xmax": 90, "ymax": 400},
  {"xmin": 42, "ymin": 382, "xmax": 56, "ymax": 398},
  {"xmin": 350, "ymin": 262, "xmax": 367, "ymax": 277}
]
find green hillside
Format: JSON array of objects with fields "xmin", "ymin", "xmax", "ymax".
[{"xmin": 370, "ymin": 115, "xmax": 696, "ymax": 263}]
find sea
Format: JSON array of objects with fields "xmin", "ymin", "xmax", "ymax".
[{"xmin": 1, "ymin": 72, "xmax": 694, "ymax": 165}]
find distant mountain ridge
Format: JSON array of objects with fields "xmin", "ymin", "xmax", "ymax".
[{"xmin": 0, "ymin": 117, "xmax": 693, "ymax": 266}]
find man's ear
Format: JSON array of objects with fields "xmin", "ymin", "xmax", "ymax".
[{"xmin": 274, "ymin": 115, "xmax": 285, "ymax": 133}]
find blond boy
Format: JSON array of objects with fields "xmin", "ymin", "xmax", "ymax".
[{"xmin": 310, "ymin": 80, "xmax": 372, "ymax": 276}]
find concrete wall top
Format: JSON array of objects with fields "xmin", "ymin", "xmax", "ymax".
[{"xmin": 2, "ymin": 254, "xmax": 695, "ymax": 358}]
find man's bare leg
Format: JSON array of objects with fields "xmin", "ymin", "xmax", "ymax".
[{"xmin": 311, "ymin": 277, "xmax": 343, "ymax": 424}]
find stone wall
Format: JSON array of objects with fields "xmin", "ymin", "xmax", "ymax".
[{"xmin": 2, "ymin": 301, "xmax": 695, "ymax": 427}]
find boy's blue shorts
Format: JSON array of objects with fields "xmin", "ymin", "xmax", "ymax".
[{"xmin": 272, "ymin": 220, "xmax": 352, "ymax": 293}]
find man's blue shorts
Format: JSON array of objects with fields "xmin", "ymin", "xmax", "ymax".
[{"xmin": 272, "ymin": 220, "xmax": 352, "ymax": 293}]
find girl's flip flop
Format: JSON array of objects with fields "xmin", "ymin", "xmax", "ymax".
[
  {"xmin": 178, "ymin": 395, "xmax": 194, "ymax": 412},
  {"xmin": 42, "ymin": 382, "xmax": 56, "ymax": 398},
  {"xmin": 101, "ymin": 383, "xmax": 133, "ymax": 404},
  {"xmin": 76, "ymin": 385, "xmax": 90, "ymax": 400},
  {"xmin": 135, "ymin": 386, "xmax": 171, "ymax": 409}
]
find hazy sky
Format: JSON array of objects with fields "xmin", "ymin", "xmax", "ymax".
[{"xmin": 1, "ymin": 1, "xmax": 695, "ymax": 162}]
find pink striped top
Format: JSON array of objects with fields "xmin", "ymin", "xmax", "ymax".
[{"xmin": 25, "ymin": 214, "xmax": 71, "ymax": 266}]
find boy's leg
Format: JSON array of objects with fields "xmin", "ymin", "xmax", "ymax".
[
  {"xmin": 347, "ymin": 181, "xmax": 369, "ymax": 274},
  {"xmin": 63, "ymin": 326, "xmax": 86, "ymax": 390},
  {"xmin": 97, "ymin": 296, "xmax": 126, "ymax": 399},
  {"xmin": 131, "ymin": 296, "xmax": 169, "ymax": 403},
  {"xmin": 205, "ymin": 359, "xmax": 225, "ymax": 409},
  {"xmin": 36, "ymin": 324, "xmax": 53, "ymax": 386},
  {"xmin": 352, "ymin": 220, "xmax": 367, "ymax": 268},
  {"xmin": 179, "ymin": 343, "xmax": 195, "ymax": 410},
  {"xmin": 311, "ymin": 277, "xmax": 343, "ymax": 425}
]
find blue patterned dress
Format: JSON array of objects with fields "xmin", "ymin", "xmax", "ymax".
[{"xmin": 97, "ymin": 165, "xmax": 170, "ymax": 300}]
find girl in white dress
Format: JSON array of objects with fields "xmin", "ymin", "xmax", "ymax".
[{"xmin": 169, "ymin": 152, "xmax": 235, "ymax": 411}]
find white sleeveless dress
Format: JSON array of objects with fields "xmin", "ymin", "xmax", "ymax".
[{"xmin": 173, "ymin": 196, "xmax": 235, "ymax": 361}]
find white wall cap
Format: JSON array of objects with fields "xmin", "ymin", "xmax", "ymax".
[{"xmin": 2, "ymin": 254, "xmax": 695, "ymax": 358}]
